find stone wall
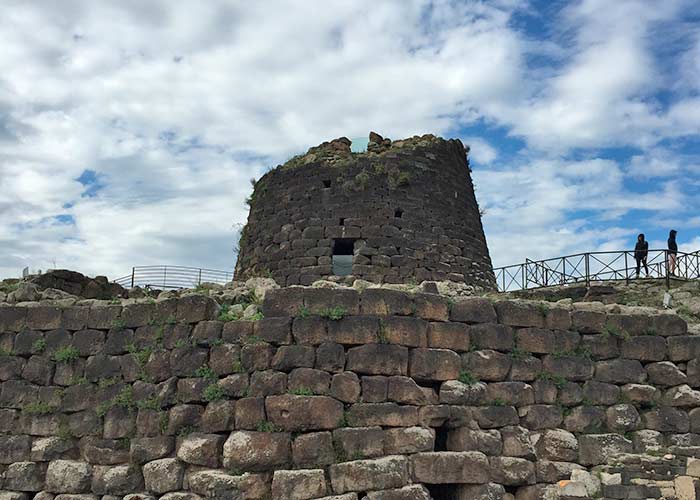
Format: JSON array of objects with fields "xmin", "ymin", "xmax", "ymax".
[
  {"xmin": 1, "ymin": 288, "xmax": 700, "ymax": 499},
  {"xmin": 234, "ymin": 133, "xmax": 496, "ymax": 290}
]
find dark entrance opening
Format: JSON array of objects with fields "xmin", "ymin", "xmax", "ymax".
[
  {"xmin": 425, "ymin": 484, "xmax": 459, "ymax": 500},
  {"xmin": 394, "ymin": 208, "xmax": 403, "ymax": 218},
  {"xmin": 332, "ymin": 238, "xmax": 356, "ymax": 276},
  {"xmin": 323, "ymin": 179, "xmax": 331, "ymax": 188},
  {"xmin": 434, "ymin": 425, "xmax": 449, "ymax": 452},
  {"xmin": 339, "ymin": 217, "xmax": 345, "ymax": 226}
]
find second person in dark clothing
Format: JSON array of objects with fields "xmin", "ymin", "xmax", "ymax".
[
  {"xmin": 668, "ymin": 229, "xmax": 678, "ymax": 276},
  {"xmin": 634, "ymin": 233, "xmax": 649, "ymax": 278}
]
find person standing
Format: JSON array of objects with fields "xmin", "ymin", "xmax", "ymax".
[
  {"xmin": 634, "ymin": 234, "xmax": 649, "ymax": 278},
  {"xmin": 668, "ymin": 229, "xmax": 678, "ymax": 276}
]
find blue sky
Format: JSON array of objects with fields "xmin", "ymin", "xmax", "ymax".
[{"xmin": 0, "ymin": 0, "xmax": 699, "ymax": 279}]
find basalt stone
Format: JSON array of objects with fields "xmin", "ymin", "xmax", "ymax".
[
  {"xmin": 509, "ymin": 355, "xmax": 542, "ymax": 381},
  {"xmin": 333, "ymin": 427, "xmax": 384, "ymax": 459},
  {"xmin": 293, "ymin": 316, "xmax": 328, "ymax": 346},
  {"xmin": 578, "ymin": 434, "xmax": 633, "ymax": 466},
  {"xmin": 328, "ymin": 316, "xmax": 380, "ymax": 345},
  {"xmin": 293, "ymin": 432, "xmax": 335, "ymax": 468},
  {"xmin": 271, "ymin": 469, "xmax": 327, "ymax": 500},
  {"xmin": 175, "ymin": 295, "xmax": 219, "ymax": 323},
  {"xmin": 331, "ymin": 372, "xmax": 361, "ymax": 403},
  {"xmin": 580, "ymin": 334, "xmax": 619, "ymax": 360},
  {"xmin": 387, "ymin": 376, "xmax": 435, "ymax": 405},
  {"xmin": 364, "ymin": 485, "xmax": 431, "ymax": 500},
  {"xmin": 519, "ymin": 405, "xmax": 563, "ymax": 430},
  {"xmin": 647, "ymin": 361, "xmax": 688, "ymax": 386},
  {"xmin": 500, "ymin": 425, "xmax": 535, "ymax": 459},
  {"xmin": 142, "ymin": 458, "xmax": 184, "ymax": 494},
  {"xmin": 653, "ymin": 313, "xmax": 687, "ymax": 336},
  {"xmin": 563, "ymin": 406, "xmax": 606, "ymax": 433},
  {"xmin": 668, "ymin": 336, "xmax": 700, "ymax": 361},
  {"xmin": 315, "ymin": 342, "xmax": 345, "ymax": 373},
  {"xmin": 533, "ymin": 429, "xmax": 578, "ymax": 462},
  {"xmin": 450, "ymin": 298, "xmax": 497, "ymax": 324},
  {"xmin": 472, "ymin": 405, "xmax": 518, "ymax": 429},
  {"xmin": 303, "ymin": 288, "xmax": 359, "ymax": 315},
  {"xmin": 411, "ymin": 451, "xmax": 489, "ymax": 484},
  {"xmin": 427, "ymin": 322, "xmax": 470, "ymax": 352},
  {"xmin": 469, "ymin": 323, "xmax": 514, "ymax": 351},
  {"xmin": 170, "ymin": 347, "xmax": 209, "ymax": 377},
  {"xmin": 383, "ymin": 427, "xmax": 434, "ymax": 455},
  {"xmin": 262, "ymin": 288, "xmax": 304, "ymax": 317},
  {"xmin": 79, "ymin": 438, "xmax": 130, "ymax": 465},
  {"xmin": 129, "ymin": 437, "xmax": 174, "ymax": 464},
  {"xmin": 360, "ymin": 289, "xmax": 414, "ymax": 316},
  {"xmin": 346, "ymin": 403, "xmax": 419, "ymax": 427},
  {"xmin": 446, "ymin": 429, "xmax": 502, "ymax": 455},
  {"xmin": 462, "ymin": 350, "xmax": 511, "ymax": 381},
  {"xmin": 409, "ymin": 348, "xmax": 460, "ymax": 381},
  {"xmin": 4, "ymin": 461, "xmax": 44, "ymax": 491},
  {"xmin": 201, "ymin": 400, "xmax": 236, "ymax": 433},
  {"xmin": 489, "ymin": 456, "xmax": 535, "ymax": 486},
  {"xmin": 240, "ymin": 343, "xmax": 275, "ymax": 372},
  {"xmin": 347, "ymin": 344, "xmax": 408, "ymax": 376},
  {"xmin": 254, "ymin": 317, "xmax": 292, "ymax": 345},
  {"xmin": 330, "ymin": 456, "xmax": 410, "ymax": 493},
  {"xmin": 362, "ymin": 376, "xmax": 389, "ymax": 402},
  {"xmin": 31, "ymin": 436, "xmax": 78, "ymax": 461},
  {"xmin": 595, "ymin": 359, "xmax": 646, "ymax": 384},
  {"xmin": 223, "ymin": 431, "xmax": 291, "ymax": 471},
  {"xmin": 249, "ymin": 370, "xmax": 286, "ymax": 397},
  {"xmin": 45, "ymin": 459, "xmax": 92, "ymax": 493},
  {"xmin": 192, "ymin": 320, "xmax": 223, "ymax": 345},
  {"xmin": 572, "ymin": 310, "xmax": 607, "ymax": 334},
  {"xmin": 221, "ymin": 320, "xmax": 254, "ymax": 343},
  {"xmin": 176, "ymin": 433, "xmax": 225, "ymax": 468},
  {"xmin": 494, "ymin": 301, "xmax": 546, "ymax": 328},
  {"xmin": 86, "ymin": 305, "xmax": 121, "ymax": 330},
  {"xmin": 91, "ymin": 464, "xmax": 144, "ymax": 495},
  {"xmin": 485, "ymin": 382, "xmax": 534, "ymax": 407},
  {"xmin": 266, "ymin": 395, "xmax": 343, "ymax": 431},
  {"xmin": 166, "ymin": 404, "xmax": 204, "ymax": 435},
  {"xmin": 439, "ymin": 380, "xmax": 487, "ymax": 405},
  {"xmin": 271, "ymin": 345, "xmax": 315, "ymax": 371},
  {"xmin": 26, "ymin": 305, "xmax": 63, "ymax": 330},
  {"xmin": 0, "ymin": 435, "xmax": 31, "ymax": 464},
  {"xmin": 234, "ymin": 397, "xmax": 266, "ymax": 430},
  {"xmin": 620, "ymin": 335, "xmax": 667, "ymax": 361},
  {"xmin": 209, "ymin": 344, "xmax": 241, "ymax": 376},
  {"xmin": 582, "ymin": 380, "xmax": 620, "ymax": 405},
  {"xmin": 542, "ymin": 355, "xmax": 594, "ymax": 381},
  {"xmin": 381, "ymin": 316, "xmax": 428, "ymax": 347},
  {"xmin": 606, "ymin": 404, "xmax": 641, "ymax": 432}
]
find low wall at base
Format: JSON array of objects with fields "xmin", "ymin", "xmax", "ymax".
[{"xmin": 1, "ymin": 287, "xmax": 700, "ymax": 499}]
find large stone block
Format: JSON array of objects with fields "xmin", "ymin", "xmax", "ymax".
[
  {"xmin": 449, "ymin": 298, "xmax": 497, "ymax": 324},
  {"xmin": 446, "ymin": 429, "xmax": 502, "ymax": 455},
  {"xmin": 329, "ymin": 456, "xmax": 409, "ymax": 494},
  {"xmin": 0, "ymin": 435, "xmax": 31, "ymax": 464},
  {"xmin": 333, "ymin": 427, "xmax": 384, "ymax": 460},
  {"xmin": 254, "ymin": 317, "xmax": 292, "ymax": 345},
  {"xmin": 272, "ymin": 469, "xmax": 327, "ymax": 500},
  {"xmin": 262, "ymin": 288, "xmax": 304, "ymax": 317},
  {"xmin": 176, "ymin": 295, "xmax": 219, "ymax": 323},
  {"xmin": 668, "ymin": 336, "xmax": 700, "ymax": 361},
  {"xmin": 142, "ymin": 458, "xmax": 184, "ymax": 494},
  {"xmin": 411, "ymin": 451, "xmax": 489, "ymax": 484},
  {"xmin": 91, "ymin": 464, "xmax": 144, "ymax": 495},
  {"xmin": 223, "ymin": 431, "xmax": 291, "ymax": 471},
  {"xmin": 303, "ymin": 288, "xmax": 360, "ymax": 316},
  {"xmin": 346, "ymin": 403, "xmax": 419, "ymax": 427},
  {"xmin": 266, "ymin": 395, "xmax": 344, "ymax": 431},
  {"xmin": 360, "ymin": 289, "xmax": 414, "ymax": 316},
  {"xmin": 595, "ymin": 359, "xmax": 646, "ymax": 384},
  {"xmin": 176, "ymin": 433, "xmax": 225, "ymax": 468},
  {"xmin": 489, "ymin": 456, "xmax": 535, "ymax": 485},
  {"xmin": 494, "ymin": 301, "xmax": 546, "ymax": 328},
  {"xmin": 409, "ymin": 348, "xmax": 460, "ymax": 381},
  {"xmin": 620, "ymin": 335, "xmax": 667, "ymax": 361},
  {"xmin": 485, "ymin": 382, "xmax": 534, "ymax": 406},
  {"xmin": 45, "ymin": 459, "xmax": 92, "ymax": 493},
  {"xmin": 293, "ymin": 317, "xmax": 328, "ymax": 345},
  {"xmin": 642, "ymin": 407, "xmax": 690, "ymax": 432},
  {"xmin": 542, "ymin": 355, "xmax": 594, "ymax": 381},
  {"xmin": 469, "ymin": 323, "xmax": 514, "ymax": 351},
  {"xmin": 427, "ymin": 322, "xmax": 470, "ymax": 352},
  {"xmin": 346, "ymin": 344, "xmax": 408, "ymax": 376},
  {"xmin": 462, "ymin": 350, "xmax": 511, "ymax": 381},
  {"xmin": 187, "ymin": 469, "xmax": 243, "ymax": 498},
  {"xmin": 328, "ymin": 316, "xmax": 380, "ymax": 345},
  {"xmin": 578, "ymin": 434, "xmax": 633, "ymax": 465},
  {"xmin": 533, "ymin": 429, "xmax": 578, "ymax": 461},
  {"xmin": 26, "ymin": 305, "xmax": 63, "ymax": 330},
  {"xmin": 381, "ymin": 317, "xmax": 428, "ymax": 347},
  {"xmin": 4, "ymin": 461, "xmax": 44, "ymax": 491},
  {"xmin": 293, "ymin": 431, "xmax": 335, "ymax": 468}
]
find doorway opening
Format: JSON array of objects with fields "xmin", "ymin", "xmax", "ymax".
[{"xmin": 332, "ymin": 238, "xmax": 356, "ymax": 276}]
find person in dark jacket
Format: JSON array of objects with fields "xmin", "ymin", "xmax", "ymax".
[
  {"xmin": 634, "ymin": 233, "xmax": 649, "ymax": 278},
  {"xmin": 668, "ymin": 229, "xmax": 678, "ymax": 276}
]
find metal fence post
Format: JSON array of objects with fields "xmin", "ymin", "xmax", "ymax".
[
  {"xmin": 585, "ymin": 253, "xmax": 590, "ymax": 288},
  {"xmin": 521, "ymin": 264, "xmax": 526, "ymax": 290},
  {"xmin": 131, "ymin": 267, "xmax": 135, "ymax": 288},
  {"xmin": 665, "ymin": 250, "xmax": 670, "ymax": 290},
  {"xmin": 624, "ymin": 252, "xmax": 629, "ymax": 285},
  {"xmin": 198, "ymin": 269, "xmax": 202, "ymax": 286}
]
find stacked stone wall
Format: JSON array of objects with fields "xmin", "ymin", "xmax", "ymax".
[
  {"xmin": 235, "ymin": 134, "xmax": 496, "ymax": 289},
  {"xmin": 1, "ymin": 289, "xmax": 700, "ymax": 499}
]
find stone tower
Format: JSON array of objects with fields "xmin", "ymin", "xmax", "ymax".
[{"xmin": 235, "ymin": 132, "xmax": 496, "ymax": 289}]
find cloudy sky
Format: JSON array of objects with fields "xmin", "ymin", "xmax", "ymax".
[{"xmin": 1, "ymin": 0, "xmax": 699, "ymax": 280}]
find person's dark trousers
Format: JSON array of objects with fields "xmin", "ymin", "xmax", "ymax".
[{"xmin": 635, "ymin": 257, "xmax": 648, "ymax": 277}]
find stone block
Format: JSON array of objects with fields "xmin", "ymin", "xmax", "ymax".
[
  {"xmin": 462, "ymin": 350, "xmax": 511, "ymax": 381},
  {"xmin": 87, "ymin": 305, "xmax": 121, "ymax": 330},
  {"xmin": 643, "ymin": 407, "xmax": 690, "ymax": 432},
  {"xmin": 192, "ymin": 320, "xmax": 223, "ymax": 345},
  {"xmin": 360, "ymin": 289, "xmax": 414, "ymax": 316},
  {"xmin": 129, "ymin": 437, "xmax": 174, "ymax": 464},
  {"xmin": 176, "ymin": 295, "xmax": 218, "ymax": 323},
  {"xmin": 411, "ymin": 451, "xmax": 489, "ymax": 484},
  {"xmin": 439, "ymin": 380, "xmax": 487, "ymax": 405},
  {"xmin": 427, "ymin": 322, "xmax": 470, "ymax": 352},
  {"xmin": 446, "ymin": 428, "xmax": 502, "ymax": 455},
  {"xmin": 542, "ymin": 355, "xmax": 594, "ymax": 381},
  {"xmin": 223, "ymin": 431, "xmax": 291, "ymax": 471},
  {"xmin": 333, "ymin": 427, "xmax": 384, "ymax": 459},
  {"xmin": 266, "ymin": 395, "xmax": 344, "ymax": 431},
  {"xmin": 262, "ymin": 288, "xmax": 304, "ymax": 317},
  {"xmin": 176, "ymin": 433, "xmax": 225, "ymax": 467},
  {"xmin": 581, "ymin": 333, "xmax": 619, "ymax": 359},
  {"xmin": 383, "ymin": 427, "xmax": 434, "ymax": 454},
  {"xmin": 470, "ymin": 323, "xmax": 514, "ymax": 351},
  {"xmin": 578, "ymin": 434, "xmax": 633, "ymax": 465},
  {"xmin": 234, "ymin": 397, "xmax": 266, "ymax": 430},
  {"xmin": 669, "ymin": 336, "xmax": 700, "ymax": 361},
  {"xmin": 485, "ymin": 382, "xmax": 534, "ymax": 406},
  {"xmin": 89, "ymin": 465, "xmax": 144, "ymax": 495},
  {"xmin": 347, "ymin": 344, "xmax": 408, "ymax": 376},
  {"xmin": 221, "ymin": 320, "xmax": 254, "ymax": 343},
  {"xmin": 331, "ymin": 372, "xmax": 361, "ymax": 403},
  {"xmin": 143, "ymin": 458, "xmax": 184, "ymax": 494},
  {"xmin": 387, "ymin": 376, "xmax": 435, "ymax": 405},
  {"xmin": 45, "ymin": 459, "xmax": 92, "ymax": 493},
  {"xmin": 620, "ymin": 335, "xmax": 667, "ymax": 361},
  {"xmin": 362, "ymin": 375, "xmax": 388, "ymax": 402},
  {"xmin": 272, "ymin": 469, "xmax": 327, "ymax": 500},
  {"xmin": 572, "ymin": 310, "xmax": 606, "ymax": 334},
  {"xmin": 346, "ymin": 403, "xmax": 419, "ymax": 427},
  {"xmin": 0, "ymin": 435, "xmax": 31, "ymax": 464},
  {"xmin": 4, "ymin": 461, "xmax": 44, "ymax": 491},
  {"xmin": 315, "ymin": 342, "xmax": 345, "ymax": 373},
  {"xmin": 534, "ymin": 429, "xmax": 578, "ymax": 461},
  {"xmin": 328, "ymin": 316, "xmax": 379, "ymax": 345},
  {"xmin": 293, "ymin": 432, "xmax": 335, "ymax": 468},
  {"xmin": 240, "ymin": 343, "xmax": 275, "ymax": 372},
  {"xmin": 495, "ymin": 301, "xmax": 546, "ymax": 328},
  {"xmin": 329, "ymin": 456, "xmax": 409, "ymax": 494},
  {"xmin": 409, "ymin": 348, "xmax": 460, "ymax": 381},
  {"xmin": 293, "ymin": 316, "xmax": 328, "ymax": 345},
  {"xmin": 381, "ymin": 317, "xmax": 428, "ymax": 347},
  {"xmin": 288, "ymin": 367, "xmax": 330, "ymax": 395},
  {"xmin": 26, "ymin": 305, "xmax": 63, "ymax": 330},
  {"xmin": 595, "ymin": 359, "xmax": 646, "ymax": 384},
  {"xmin": 489, "ymin": 456, "xmax": 535, "ymax": 485},
  {"xmin": 449, "ymin": 298, "xmax": 497, "ymax": 324},
  {"xmin": 413, "ymin": 294, "xmax": 449, "ymax": 321},
  {"xmin": 303, "ymin": 288, "xmax": 360, "ymax": 315}
]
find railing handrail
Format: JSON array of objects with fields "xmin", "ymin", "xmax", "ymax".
[
  {"xmin": 114, "ymin": 265, "xmax": 235, "ymax": 290},
  {"xmin": 493, "ymin": 248, "xmax": 700, "ymax": 292}
]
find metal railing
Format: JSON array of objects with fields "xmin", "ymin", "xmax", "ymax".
[
  {"xmin": 493, "ymin": 249, "xmax": 700, "ymax": 292},
  {"xmin": 114, "ymin": 266, "xmax": 234, "ymax": 290}
]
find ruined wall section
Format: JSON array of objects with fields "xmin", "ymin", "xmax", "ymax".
[
  {"xmin": 235, "ymin": 134, "xmax": 496, "ymax": 290},
  {"xmin": 1, "ymin": 290, "xmax": 700, "ymax": 499}
]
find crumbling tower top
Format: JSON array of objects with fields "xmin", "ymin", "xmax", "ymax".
[{"xmin": 235, "ymin": 132, "xmax": 496, "ymax": 289}]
